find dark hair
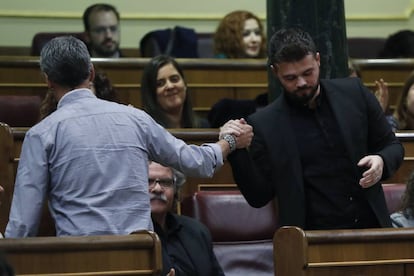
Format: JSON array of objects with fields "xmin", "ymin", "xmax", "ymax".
[
  {"xmin": 394, "ymin": 71, "xmax": 414, "ymax": 129},
  {"xmin": 39, "ymin": 70, "xmax": 117, "ymax": 120},
  {"xmin": 40, "ymin": 36, "xmax": 92, "ymax": 89},
  {"xmin": 141, "ymin": 55, "xmax": 198, "ymax": 128},
  {"xmin": 268, "ymin": 27, "xmax": 317, "ymax": 66},
  {"xmin": 93, "ymin": 70, "xmax": 118, "ymax": 102},
  {"xmin": 83, "ymin": 3, "xmax": 120, "ymax": 32},
  {"xmin": 378, "ymin": 30, "xmax": 414, "ymax": 58},
  {"xmin": 400, "ymin": 171, "xmax": 414, "ymax": 218},
  {"xmin": 214, "ymin": 10, "xmax": 266, "ymax": 58}
]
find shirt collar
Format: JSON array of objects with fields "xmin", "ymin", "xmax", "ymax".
[{"xmin": 57, "ymin": 88, "xmax": 96, "ymax": 109}]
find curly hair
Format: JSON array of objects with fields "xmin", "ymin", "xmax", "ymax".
[
  {"xmin": 394, "ymin": 71, "xmax": 414, "ymax": 130},
  {"xmin": 214, "ymin": 10, "xmax": 266, "ymax": 58}
]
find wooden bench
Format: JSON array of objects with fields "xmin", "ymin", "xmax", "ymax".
[
  {"xmin": 0, "ymin": 231, "xmax": 162, "ymax": 275},
  {"xmin": 274, "ymin": 226, "xmax": 414, "ymax": 276},
  {"xmin": 351, "ymin": 58, "xmax": 414, "ymax": 112},
  {"xmin": 0, "ymin": 56, "xmax": 268, "ymax": 119}
]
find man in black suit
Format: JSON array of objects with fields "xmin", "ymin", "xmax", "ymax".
[
  {"xmin": 148, "ymin": 161, "xmax": 224, "ymax": 276},
  {"xmin": 224, "ymin": 27, "xmax": 404, "ymax": 230}
]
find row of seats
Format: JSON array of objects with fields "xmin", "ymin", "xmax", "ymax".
[
  {"xmin": 0, "ymin": 186, "xmax": 405, "ymax": 276},
  {"xmin": 0, "ymin": 122, "xmax": 408, "ymax": 275},
  {"xmin": 30, "ymin": 31, "xmax": 386, "ymax": 58},
  {"xmin": 179, "ymin": 183, "xmax": 406, "ymax": 276}
]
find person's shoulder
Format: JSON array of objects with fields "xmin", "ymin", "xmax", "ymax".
[
  {"xmin": 174, "ymin": 214, "xmax": 210, "ymax": 232},
  {"xmin": 322, "ymin": 77, "xmax": 362, "ymax": 86},
  {"xmin": 249, "ymin": 97, "xmax": 283, "ymax": 121}
]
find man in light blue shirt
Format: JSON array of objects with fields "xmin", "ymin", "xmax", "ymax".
[{"xmin": 5, "ymin": 36, "xmax": 253, "ymax": 237}]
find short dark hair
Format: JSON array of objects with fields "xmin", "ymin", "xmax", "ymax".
[
  {"xmin": 40, "ymin": 36, "xmax": 92, "ymax": 89},
  {"xmin": 378, "ymin": 30, "xmax": 414, "ymax": 58},
  {"xmin": 83, "ymin": 3, "xmax": 120, "ymax": 32},
  {"xmin": 268, "ymin": 27, "xmax": 317, "ymax": 66}
]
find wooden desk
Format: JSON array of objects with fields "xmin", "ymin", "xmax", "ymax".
[
  {"xmin": 386, "ymin": 131, "xmax": 414, "ymax": 184},
  {"xmin": 352, "ymin": 58, "xmax": 414, "ymax": 111},
  {"xmin": 274, "ymin": 226, "xmax": 414, "ymax": 276},
  {"xmin": 0, "ymin": 231, "xmax": 162, "ymax": 275},
  {"xmin": 0, "ymin": 56, "xmax": 268, "ymax": 117}
]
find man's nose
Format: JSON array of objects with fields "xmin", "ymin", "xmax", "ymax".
[
  {"xmin": 149, "ymin": 182, "xmax": 163, "ymax": 192},
  {"xmin": 297, "ymin": 76, "xmax": 307, "ymax": 87}
]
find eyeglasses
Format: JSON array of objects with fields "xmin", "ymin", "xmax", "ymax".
[
  {"xmin": 148, "ymin": 178, "xmax": 175, "ymax": 189},
  {"xmin": 91, "ymin": 25, "xmax": 119, "ymax": 35}
]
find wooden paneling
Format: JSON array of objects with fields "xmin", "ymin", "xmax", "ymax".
[
  {"xmin": 352, "ymin": 58, "xmax": 414, "ymax": 112},
  {"xmin": 0, "ymin": 231, "xmax": 162, "ymax": 275},
  {"xmin": 0, "ymin": 56, "xmax": 268, "ymax": 116},
  {"xmin": 274, "ymin": 226, "xmax": 414, "ymax": 276}
]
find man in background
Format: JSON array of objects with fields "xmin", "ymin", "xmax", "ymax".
[
  {"xmin": 83, "ymin": 3, "xmax": 122, "ymax": 57},
  {"xmin": 149, "ymin": 161, "xmax": 224, "ymax": 276}
]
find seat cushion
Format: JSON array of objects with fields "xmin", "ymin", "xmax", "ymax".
[
  {"xmin": 213, "ymin": 240, "xmax": 274, "ymax": 276},
  {"xmin": 382, "ymin": 183, "xmax": 406, "ymax": 214},
  {"xmin": 181, "ymin": 190, "xmax": 279, "ymax": 242},
  {"xmin": 0, "ymin": 95, "xmax": 42, "ymax": 127}
]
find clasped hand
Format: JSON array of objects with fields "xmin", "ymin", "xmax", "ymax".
[{"xmin": 219, "ymin": 118, "xmax": 253, "ymax": 149}]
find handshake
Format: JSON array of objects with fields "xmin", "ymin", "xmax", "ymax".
[{"xmin": 219, "ymin": 118, "xmax": 253, "ymax": 153}]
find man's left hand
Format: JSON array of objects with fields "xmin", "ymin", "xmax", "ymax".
[{"xmin": 357, "ymin": 155, "xmax": 384, "ymax": 188}]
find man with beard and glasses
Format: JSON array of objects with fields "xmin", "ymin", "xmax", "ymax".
[
  {"xmin": 223, "ymin": 27, "xmax": 404, "ymax": 230},
  {"xmin": 83, "ymin": 3, "xmax": 122, "ymax": 58},
  {"xmin": 148, "ymin": 161, "xmax": 224, "ymax": 276}
]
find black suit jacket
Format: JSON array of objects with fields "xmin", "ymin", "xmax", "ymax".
[
  {"xmin": 229, "ymin": 77, "xmax": 404, "ymax": 229},
  {"xmin": 155, "ymin": 214, "xmax": 224, "ymax": 276}
]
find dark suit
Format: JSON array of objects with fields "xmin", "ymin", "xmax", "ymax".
[
  {"xmin": 228, "ymin": 77, "xmax": 404, "ymax": 229},
  {"xmin": 154, "ymin": 213, "xmax": 224, "ymax": 276}
]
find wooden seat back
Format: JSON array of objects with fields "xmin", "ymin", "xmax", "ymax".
[
  {"xmin": 274, "ymin": 226, "xmax": 414, "ymax": 276},
  {"xmin": 0, "ymin": 231, "xmax": 162, "ymax": 275}
]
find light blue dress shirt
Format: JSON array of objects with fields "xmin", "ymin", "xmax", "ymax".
[{"xmin": 5, "ymin": 89, "xmax": 223, "ymax": 237}]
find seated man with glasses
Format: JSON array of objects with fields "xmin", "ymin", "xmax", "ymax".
[
  {"xmin": 149, "ymin": 161, "xmax": 224, "ymax": 276},
  {"xmin": 83, "ymin": 3, "xmax": 122, "ymax": 58}
]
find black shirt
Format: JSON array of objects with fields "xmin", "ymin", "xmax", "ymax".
[
  {"xmin": 153, "ymin": 213, "xmax": 197, "ymax": 276},
  {"xmin": 288, "ymin": 87, "xmax": 380, "ymax": 230}
]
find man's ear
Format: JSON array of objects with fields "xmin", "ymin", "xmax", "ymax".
[
  {"xmin": 84, "ymin": 31, "xmax": 91, "ymax": 43},
  {"xmin": 43, "ymin": 73, "xmax": 53, "ymax": 89},
  {"xmin": 89, "ymin": 64, "xmax": 95, "ymax": 83},
  {"xmin": 315, "ymin": 52, "xmax": 321, "ymax": 66},
  {"xmin": 270, "ymin": 64, "xmax": 278, "ymax": 76}
]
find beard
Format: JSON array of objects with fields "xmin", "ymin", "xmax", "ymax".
[
  {"xmin": 93, "ymin": 39, "xmax": 120, "ymax": 57},
  {"xmin": 283, "ymin": 81, "xmax": 320, "ymax": 107}
]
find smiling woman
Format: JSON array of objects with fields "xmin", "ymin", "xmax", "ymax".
[
  {"xmin": 213, "ymin": 10, "xmax": 267, "ymax": 59},
  {"xmin": 140, "ymin": 55, "xmax": 209, "ymax": 128}
]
